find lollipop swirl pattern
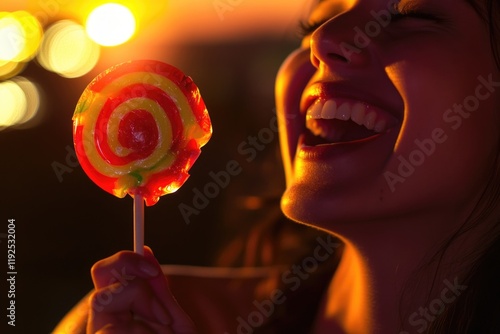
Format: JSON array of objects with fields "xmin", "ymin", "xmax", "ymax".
[{"xmin": 73, "ymin": 60, "xmax": 212, "ymax": 206}]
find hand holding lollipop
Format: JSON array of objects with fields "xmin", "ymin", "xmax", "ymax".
[{"xmin": 73, "ymin": 60, "xmax": 212, "ymax": 254}]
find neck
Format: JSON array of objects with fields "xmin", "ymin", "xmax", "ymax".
[{"xmin": 313, "ymin": 208, "xmax": 481, "ymax": 334}]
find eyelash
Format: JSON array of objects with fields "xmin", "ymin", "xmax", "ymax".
[
  {"xmin": 391, "ymin": 10, "xmax": 442, "ymax": 22},
  {"xmin": 298, "ymin": 9, "xmax": 443, "ymax": 38},
  {"xmin": 298, "ymin": 19, "xmax": 328, "ymax": 38}
]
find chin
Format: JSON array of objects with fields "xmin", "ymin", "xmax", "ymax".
[
  {"xmin": 281, "ymin": 176, "xmax": 383, "ymax": 229},
  {"xmin": 280, "ymin": 168, "xmax": 454, "ymax": 238}
]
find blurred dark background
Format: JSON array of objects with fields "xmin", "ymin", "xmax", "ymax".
[{"xmin": 0, "ymin": 1, "xmax": 309, "ymax": 333}]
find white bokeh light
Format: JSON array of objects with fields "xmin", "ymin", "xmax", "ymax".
[{"xmin": 86, "ymin": 3, "xmax": 136, "ymax": 47}]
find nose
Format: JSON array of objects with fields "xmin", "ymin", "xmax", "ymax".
[{"xmin": 310, "ymin": 10, "xmax": 373, "ymax": 69}]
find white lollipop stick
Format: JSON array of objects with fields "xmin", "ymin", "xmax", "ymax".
[{"xmin": 134, "ymin": 194, "xmax": 144, "ymax": 255}]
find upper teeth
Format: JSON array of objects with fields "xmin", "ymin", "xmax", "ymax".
[{"xmin": 306, "ymin": 99, "xmax": 389, "ymax": 133}]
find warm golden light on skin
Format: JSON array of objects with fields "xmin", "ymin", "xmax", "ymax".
[
  {"xmin": 275, "ymin": 48, "xmax": 314, "ymax": 186},
  {"xmin": 0, "ymin": 11, "xmax": 42, "ymax": 62},
  {"xmin": 37, "ymin": 20, "xmax": 100, "ymax": 78},
  {"xmin": 324, "ymin": 241, "xmax": 373, "ymax": 333},
  {"xmin": 384, "ymin": 64, "xmax": 408, "ymax": 153},
  {"xmin": 86, "ymin": 3, "xmax": 136, "ymax": 47}
]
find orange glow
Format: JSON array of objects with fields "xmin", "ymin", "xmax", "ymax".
[
  {"xmin": 384, "ymin": 64, "xmax": 408, "ymax": 153},
  {"xmin": 242, "ymin": 196, "xmax": 263, "ymax": 210},
  {"xmin": 323, "ymin": 241, "xmax": 373, "ymax": 333},
  {"xmin": 146, "ymin": 1, "xmax": 310, "ymax": 44},
  {"xmin": 275, "ymin": 48, "xmax": 313, "ymax": 185},
  {"xmin": 0, "ymin": 0, "xmax": 309, "ymax": 66}
]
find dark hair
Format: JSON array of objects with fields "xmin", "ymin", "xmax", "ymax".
[
  {"xmin": 400, "ymin": 153, "xmax": 500, "ymax": 333},
  {"xmin": 428, "ymin": 236, "xmax": 500, "ymax": 333},
  {"xmin": 468, "ymin": 0, "xmax": 500, "ymax": 68}
]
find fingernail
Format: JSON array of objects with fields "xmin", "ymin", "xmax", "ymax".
[
  {"xmin": 152, "ymin": 300, "xmax": 171, "ymax": 325},
  {"xmin": 139, "ymin": 261, "xmax": 159, "ymax": 276}
]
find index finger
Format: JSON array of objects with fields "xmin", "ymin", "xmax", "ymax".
[{"xmin": 91, "ymin": 250, "xmax": 160, "ymax": 289}]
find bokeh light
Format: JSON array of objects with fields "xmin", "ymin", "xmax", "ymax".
[
  {"xmin": 0, "ymin": 16, "xmax": 24, "ymax": 60},
  {"xmin": 0, "ymin": 11, "xmax": 42, "ymax": 62},
  {"xmin": 13, "ymin": 77, "xmax": 41, "ymax": 126},
  {"xmin": 0, "ymin": 80, "xmax": 26, "ymax": 127},
  {"xmin": 0, "ymin": 77, "xmax": 41, "ymax": 130},
  {"xmin": 37, "ymin": 20, "xmax": 100, "ymax": 78},
  {"xmin": 0, "ymin": 60, "xmax": 26, "ymax": 80},
  {"xmin": 86, "ymin": 3, "xmax": 136, "ymax": 47}
]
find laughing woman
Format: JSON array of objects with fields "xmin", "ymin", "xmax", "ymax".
[
  {"xmin": 277, "ymin": 0, "xmax": 500, "ymax": 332},
  {"xmin": 56, "ymin": 0, "xmax": 500, "ymax": 333}
]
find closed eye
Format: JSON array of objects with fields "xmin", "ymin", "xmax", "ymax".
[
  {"xmin": 391, "ymin": 10, "xmax": 444, "ymax": 23},
  {"xmin": 298, "ymin": 19, "xmax": 328, "ymax": 38},
  {"xmin": 297, "ymin": 0, "xmax": 348, "ymax": 38}
]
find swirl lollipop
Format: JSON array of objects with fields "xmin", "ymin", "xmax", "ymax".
[{"xmin": 73, "ymin": 60, "xmax": 212, "ymax": 254}]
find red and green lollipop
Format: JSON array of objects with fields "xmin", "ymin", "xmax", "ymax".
[{"xmin": 73, "ymin": 60, "xmax": 212, "ymax": 253}]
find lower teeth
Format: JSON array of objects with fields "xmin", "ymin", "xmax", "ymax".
[{"xmin": 306, "ymin": 119, "xmax": 378, "ymax": 145}]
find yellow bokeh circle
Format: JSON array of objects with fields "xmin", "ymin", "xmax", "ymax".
[
  {"xmin": 0, "ymin": 11, "xmax": 42, "ymax": 62},
  {"xmin": 0, "ymin": 77, "xmax": 41, "ymax": 130},
  {"xmin": 37, "ymin": 20, "xmax": 100, "ymax": 78}
]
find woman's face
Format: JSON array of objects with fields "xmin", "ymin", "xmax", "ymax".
[{"xmin": 276, "ymin": 0, "xmax": 500, "ymax": 227}]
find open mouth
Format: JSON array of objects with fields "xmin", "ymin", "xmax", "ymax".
[{"xmin": 303, "ymin": 98, "xmax": 399, "ymax": 146}]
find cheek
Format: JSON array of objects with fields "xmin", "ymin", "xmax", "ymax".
[
  {"xmin": 375, "ymin": 21, "xmax": 500, "ymax": 213},
  {"xmin": 275, "ymin": 48, "xmax": 316, "ymax": 183},
  {"xmin": 383, "ymin": 60, "xmax": 500, "ymax": 207}
]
